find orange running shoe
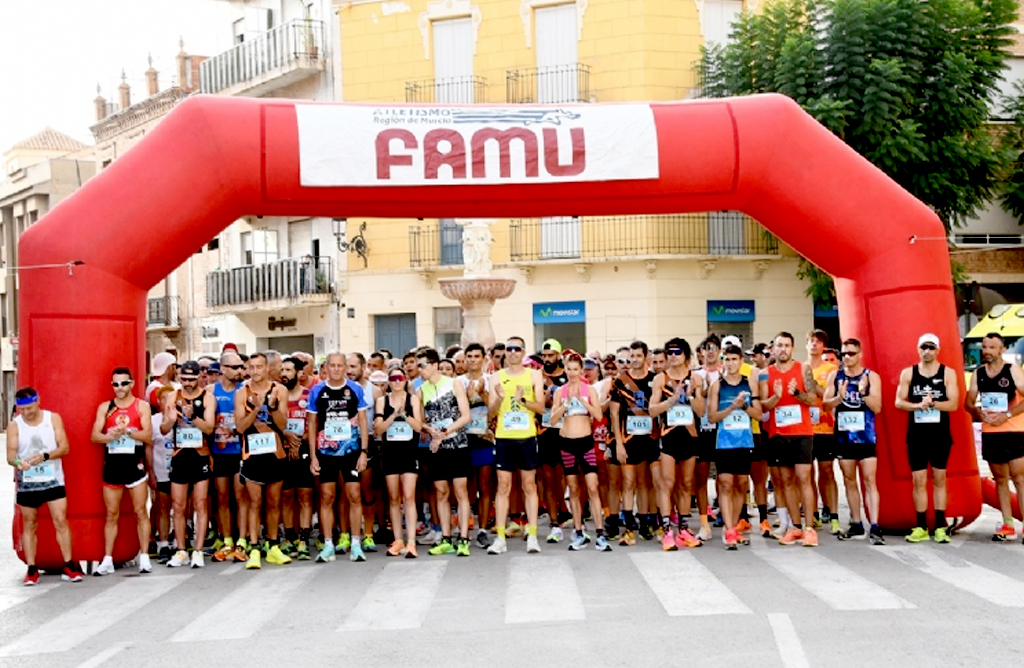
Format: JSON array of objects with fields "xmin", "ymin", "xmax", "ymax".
[
  {"xmin": 778, "ymin": 527, "xmax": 804, "ymax": 545},
  {"xmin": 993, "ymin": 523, "xmax": 1016, "ymax": 542},
  {"xmin": 736, "ymin": 519, "xmax": 752, "ymax": 533},
  {"xmin": 387, "ymin": 540, "xmax": 405, "ymax": 557},
  {"xmin": 404, "ymin": 544, "xmax": 418, "ymax": 559},
  {"xmin": 675, "ymin": 528, "xmax": 702, "ymax": 548},
  {"xmin": 802, "ymin": 527, "xmax": 818, "ymax": 547},
  {"xmin": 760, "ymin": 520, "xmax": 772, "ymax": 538}
]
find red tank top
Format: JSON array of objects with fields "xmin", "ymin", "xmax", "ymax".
[
  {"xmin": 104, "ymin": 398, "xmax": 143, "ymax": 433},
  {"xmin": 287, "ymin": 388, "xmax": 310, "ymax": 439},
  {"xmin": 765, "ymin": 362, "xmax": 813, "ymax": 437}
]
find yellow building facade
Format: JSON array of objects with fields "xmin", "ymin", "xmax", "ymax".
[{"xmin": 332, "ymin": 0, "xmax": 815, "ymax": 355}]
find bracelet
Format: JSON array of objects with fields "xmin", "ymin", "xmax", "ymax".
[{"xmin": 13, "ymin": 458, "xmax": 21, "ymax": 467}]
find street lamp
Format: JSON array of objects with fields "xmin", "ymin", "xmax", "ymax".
[{"xmin": 331, "ymin": 217, "xmax": 369, "ymax": 268}]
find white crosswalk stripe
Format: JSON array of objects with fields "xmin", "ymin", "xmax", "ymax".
[
  {"xmin": 340, "ymin": 561, "xmax": 447, "ymax": 631},
  {"xmin": 505, "ymin": 556, "xmax": 585, "ymax": 624},
  {"xmin": 630, "ymin": 551, "xmax": 753, "ymax": 616},
  {"xmin": 753, "ymin": 548, "xmax": 916, "ymax": 610},
  {"xmin": 171, "ymin": 568, "xmax": 317, "ymax": 642},
  {"xmin": 880, "ymin": 547, "xmax": 1024, "ymax": 607},
  {"xmin": 0, "ymin": 574, "xmax": 191, "ymax": 657},
  {"xmin": 0, "ymin": 581, "xmax": 59, "ymax": 616}
]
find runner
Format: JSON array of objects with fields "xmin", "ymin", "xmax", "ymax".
[
  {"xmin": 349, "ymin": 352, "xmax": 381, "ymax": 554},
  {"xmin": 745, "ymin": 342, "xmax": 773, "ymax": 537},
  {"xmin": 806, "ymin": 330, "xmax": 840, "ymax": 534},
  {"xmin": 649, "ymin": 337, "xmax": 702, "ymax": 550},
  {"xmin": 895, "ymin": 333, "xmax": 959, "ymax": 543},
  {"xmin": 146, "ymin": 352, "xmax": 177, "ymax": 408},
  {"xmin": 417, "ymin": 348, "xmax": 473, "ymax": 556},
  {"xmin": 707, "ymin": 344, "xmax": 761, "ymax": 550},
  {"xmin": 598, "ymin": 357, "xmax": 622, "ymax": 538},
  {"xmin": 823, "ymin": 339, "xmax": 884, "ymax": 544},
  {"xmin": 693, "ymin": 336, "xmax": 722, "ymax": 542},
  {"xmin": 308, "ymin": 351, "xmax": 371, "ymax": 562},
  {"xmin": 459, "ymin": 343, "xmax": 495, "ymax": 549},
  {"xmin": 280, "ymin": 356, "xmax": 314, "ymax": 560},
  {"xmin": 650, "ymin": 348, "xmax": 667, "ymax": 375},
  {"xmin": 966, "ymin": 333, "xmax": 1024, "ymax": 541},
  {"xmin": 759, "ymin": 332, "xmax": 818, "ymax": 547},
  {"xmin": 211, "ymin": 352, "xmax": 249, "ymax": 563},
  {"xmin": 609, "ymin": 340, "xmax": 659, "ymax": 546},
  {"xmin": 90, "ymin": 367, "xmax": 154, "ymax": 574},
  {"xmin": 167, "ymin": 360, "xmax": 215, "ymax": 569},
  {"xmin": 549, "ymin": 352, "xmax": 612, "ymax": 551},
  {"xmin": 8, "ymin": 388, "xmax": 84, "ymax": 585},
  {"xmin": 235, "ymin": 353, "xmax": 291, "ymax": 569},
  {"xmin": 538, "ymin": 338, "xmax": 569, "ymax": 543},
  {"xmin": 488, "ymin": 343, "xmax": 506, "ymax": 373},
  {"xmin": 487, "ymin": 336, "xmax": 546, "ymax": 555},
  {"xmin": 147, "ymin": 386, "xmax": 175, "ymax": 564},
  {"xmin": 375, "ymin": 367, "xmax": 424, "ymax": 557}
]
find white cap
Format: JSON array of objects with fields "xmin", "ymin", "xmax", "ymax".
[
  {"xmin": 152, "ymin": 351, "xmax": 177, "ymax": 376},
  {"xmin": 917, "ymin": 333, "xmax": 940, "ymax": 348},
  {"xmin": 721, "ymin": 335, "xmax": 742, "ymax": 349}
]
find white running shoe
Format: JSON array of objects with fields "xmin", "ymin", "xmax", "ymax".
[
  {"xmin": 547, "ymin": 526, "xmax": 563, "ymax": 544},
  {"xmin": 167, "ymin": 550, "xmax": 189, "ymax": 568},
  {"xmin": 138, "ymin": 553, "xmax": 152, "ymax": 574},
  {"xmin": 190, "ymin": 550, "xmax": 205, "ymax": 569},
  {"xmin": 94, "ymin": 557, "xmax": 115, "ymax": 576},
  {"xmin": 526, "ymin": 534, "xmax": 541, "ymax": 554},
  {"xmin": 697, "ymin": 525, "xmax": 713, "ymax": 542},
  {"xmin": 487, "ymin": 536, "xmax": 508, "ymax": 555}
]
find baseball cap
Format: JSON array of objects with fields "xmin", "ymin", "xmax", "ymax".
[
  {"xmin": 918, "ymin": 333, "xmax": 940, "ymax": 348},
  {"xmin": 542, "ymin": 338, "xmax": 563, "ymax": 354},
  {"xmin": 152, "ymin": 352, "xmax": 177, "ymax": 377},
  {"xmin": 721, "ymin": 335, "xmax": 742, "ymax": 349},
  {"xmin": 180, "ymin": 360, "xmax": 201, "ymax": 378},
  {"xmin": 583, "ymin": 357, "xmax": 599, "ymax": 369},
  {"xmin": 369, "ymin": 370, "xmax": 389, "ymax": 384},
  {"xmin": 746, "ymin": 342, "xmax": 769, "ymax": 356},
  {"xmin": 207, "ymin": 362, "xmax": 221, "ymax": 374}
]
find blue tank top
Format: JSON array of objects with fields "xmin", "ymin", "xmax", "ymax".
[
  {"xmin": 834, "ymin": 368, "xmax": 877, "ymax": 445},
  {"xmin": 715, "ymin": 375, "xmax": 754, "ymax": 450},
  {"xmin": 212, "ymin": 382, "xmax": 241, "ymax": 455}
]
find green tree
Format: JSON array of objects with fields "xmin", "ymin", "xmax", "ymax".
[{"xmin": 699, "ymin": 0, "xmax": 1018, "ymax": 307}]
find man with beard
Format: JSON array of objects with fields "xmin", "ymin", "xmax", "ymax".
[
  {"xmin": 280, "ymin": 357, "xmax": 314, "ymax": 560},
  {"xmin": 538, "ymin": 339, "xmax": 569, "ymax": 542}
]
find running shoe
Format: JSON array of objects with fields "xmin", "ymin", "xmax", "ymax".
[
  {"xmin": 812, "ymin": 515, "xmax": 823, "ymax": 529},
  {"xmin": 138, "ymin": 554, "xmax": 152, "ymax": 574},
  {"xmin": 839, "ymin": 523, "xmax": 866, "ymax": 541},
  {"xmin": 296, "ymin": 541, "xmax": 311, "ymax": 561},
  {"xmin": 736, "ymin": 519, "xmax": 752, "ymax": 534},
  {"xmin": 417, "ymin": 527, "xmax": 439, "ymax": 546},
  {"xmin": 770, "ymin": 525, "xmax": 788, "ymax": 541},
  {"xmin": 213, "ymin": 540, "xmax": 234, "ymax": 563},
  {"xmin": 697, "ymin": 525, "xmax": 713, "ymax": 542},
  {"xmin": 662, "ymin": 528, "xmax": 678, "ymax": 551},
  {"xmin": 23, "ymin": 568, "xmax": 39, "ymax": 586},
  {"xmin": 429, "ymin": 538, "xmax": 456, "ymax": 556},
  {"xmin": 316, "ymin": 544, "xmax": 336, "ymax": 563},
  {"xmin": 475, "ymin": 529, "xmax": 491, "ymax": 550},
  {"xmin": 829, "ymin": 519, "xmax": 842, "ymax": 535},
  {"xmin": 456, "ymin": 539, "xmax": 471, "ymax": 557},
  {"xmin": 802, "ymin": 527, "xmax": 818, "ymax": 547},
  {"xmin": 569, "ymin": 531, "xmax": 589, "ymax": 551},
  {"xmin": 506, "ymin": 521, "xmax": 524, "ymax": 538},
  {"xmin": 487, "ymin": 536, "xmax": 508, "ymax": 555},
  {"xmin": 905, "ymin": 527, "xmax": 930, "ymax": 543},
  {"xmin": 245, "ymin": 548, "xmax": 262, "ymax": 570},
  {"xmin": 760, "ymin": 520, "xmax": 772, "ymax": 538},
  {"xmin": 778, "ymin": 528, "xmax": 804, "ymax": 545},
  {"xmin": 337, "ymin": 533, "xmax": 352, "ymax": 554},
  {"xmin": 595, "ymin": 535, "xmax": 612, "ymax": 552},
  {"xmin": 993, "ymin": 523, "xmax": 1016, "ymax": 542},
  {"xmin": 211, "ymin": 536, "xmax": 225, "ymax": 553},
  {"xmin": 362, "ymin": 534, "xmax": 378, "ymax": 553},
  {"xmin": 604, "ymin": 516, "xmax": 619, "ymax": 540},
  {"xmin": 266, "ymin": 545, "xmax": 292, "ymax": 565},
  {"xmin": 231, "ymin": 542, "xmax": 248, "ymax": 563},
  {"xmin": 676, "ymin": 528, "xmax": 702, "ymax": 548},
  {"xmin": 387, "ymin": 540, "xmax": 405, "ymax": 557},
  {"xmin": 526, "ymin": 534, "xmax": 542, "ymax": 553},
  {"xmin": 869, "ymin": 527, "xmax": 885, "ymax": 545},
  {"xmin": 62, "ymin": 563, "xmax": 84, "ymax": 583},
  {"xmin": 933, "ymin": 527, "xmax": 950, "ymax": 544},
  {"xmin": 404, "ymin": 544, "xmax": 419, "ymax": 558},
  {"xmin": 638, "ymin": 525, "xmax": 655, "ymax": 541},
  {"xmin": 350, "ymin": 541, "xmax": 366, "ymax": 562},
  {"xmin": 724, "ymin": 528, "xmax": 739, "ymax": 551},
  {"xmin": 279, "ymin": 539, "xmax": 294, "ymax": 558},
  {"xmin": 547, "ymin": 526, "xmax": 563, "ymax": 544},
  {"xmin": 167, "ymin": 549, "xmax": 189, "ymax": 568},
  {"xmin": 158, "ymin": 545, "xmax": 173, "ymax": 564},
  {"xmin": 619, "ymin": 530, "xmax": 637, "ymax": 546},
  {"xmin": 190, "ymin": 550, "xmax": 205, "ymax": 569}
]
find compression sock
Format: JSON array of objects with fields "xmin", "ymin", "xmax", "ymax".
[
  {"xmin": 935, "ymin": 510, "xmax": 946, "ymax": 528},
  {"xmin": 758, "ymin": 504, "xmax": 768, "ymax": 522},
  {"xmin": 623, "ymin": 511, "xmax": 638, "ymax": 531},
  {"xmin": 916, "ymin": 512, "xmax": 927, "ymax": 529}
]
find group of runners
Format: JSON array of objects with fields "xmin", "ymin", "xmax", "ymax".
[{"xmin": 8, "ymin": 328, "xmax": 1024, "ymax": 586}]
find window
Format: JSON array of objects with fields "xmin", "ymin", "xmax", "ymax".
[
  {"xmin": 703, "ymin": 1, "xmax": 743, "ymax": 47},
  {"xmin": 433, "ymin": 18, "xmax": 475, "ymax": 103},
  {"xmin": 953, "ymin": 233, "xmax": 1023, "ymax": 247},
  {"xmin": 241, "ymin": 229, "xmax": 279, "ymax": 265},
  {"xmin": 434, "ymin": 307, "xmax": 464, "ymax": 350},
  {"xmin": 439, "ymin": 218, "xmax": 464, "ymax": 265},
  {"xmin": 233, "ymin": 18, "xmax": 245, "ymax": 44},
  {"xmin": 207, "ymin": 238, "xmax": 219, "ymax": 251},
  {"xmin": 708, "ymin": 211, "xmax": 745, "ymax": 254},
  {"xmin": 540, "ymin": 216, "xmax": 581, "ymax": 259},
  {"xmin": 535, "ymin": 3, "xmax": 578, "ymax": 103}
]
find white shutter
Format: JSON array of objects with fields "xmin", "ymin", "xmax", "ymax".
[
  {"xmin": 535, "ymin": 4, "xmax": 579, "ymax": 103},
  {"xmin": 703, "ymin": 1, "xmax": 743, "ymax": 47},
  {"xmin": 540, "ymin": 216, "xmax": 581, "ymax": 259},
  {"xmin": 433, "ymin": 18, "xmax": 475, "ymax": 103}
]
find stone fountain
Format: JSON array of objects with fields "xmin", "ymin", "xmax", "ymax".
[{"xmin": 437, "ymin": 219, "xmax": 516, "ymax": 349}]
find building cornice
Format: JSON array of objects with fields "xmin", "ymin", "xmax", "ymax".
[{"xmin": 89, "ymin": 88, "xmax": 189, "ymax": 142}]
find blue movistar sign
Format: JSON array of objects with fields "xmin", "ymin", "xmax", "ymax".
[
  {"xmin": 707, "ymin": 300, "xmax": 756, "ymax": 323},
  {"xmin": 534, "ymin": 301, "xmax": 586, "ymax": 324}
]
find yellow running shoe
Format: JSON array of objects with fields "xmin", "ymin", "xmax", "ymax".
[
  {"xmin": 905, "ymin": 527, "xmax": 930, "ymax": 543},
  {"xmin": 266, "ymin": 545, "xmax": 292, "ymax": 565},
  {"xmin": 245, "ymin": 548, "xmax": 262, "ymax": 570},
  {"xmin": 933, "ymin": 527, "xmax": 950, "ymax": 544}
]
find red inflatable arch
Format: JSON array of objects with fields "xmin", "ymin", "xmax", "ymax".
[{"xmin": 15, "ymin": 94, "xmax": 979, "ymax": 566}]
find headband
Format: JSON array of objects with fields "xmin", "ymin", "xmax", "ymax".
[{"xmin": 15, "ymin": 393, "xmax": 39, "ymax": 407}]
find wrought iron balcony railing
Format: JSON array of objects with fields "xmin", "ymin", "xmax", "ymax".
[
  {"xmin": 206, "ymin": 256, "xmax": 334, "ymax": 308},
  {"xmin": 405, "ymin": 76, "xmax": 487, "ymax": 104},
  {"xmin": 506, "ymin": 63, "xmax": 591, "ymax": 104}
]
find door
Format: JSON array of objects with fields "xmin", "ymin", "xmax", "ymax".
[
  {"xmin": 439, "ymin": 218, "xmax": 464, "ymax": 265},
  {"xmin": 375, "ymin": 314, "xmax": 417, "ymax": 356},
  {"xmin": 535, "ymin": 3, "xmax": 578, "ymax": 103},
  {"xmin": 540, "ymin": 216, "xmax": 581, "ymax": 259},
  {"xmin": 708, "ymin": 211, "xmax": 745, "ymax": 254},
  {"xmin": 266, "ymin": 335, "xmax": 315, "ymax": 355},
  {"xmin": 433, "ymin": 18, "xmax": 475, "ymax": 103}
]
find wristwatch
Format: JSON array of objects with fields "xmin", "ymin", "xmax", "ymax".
[{"xmin": 1007, "ymin": 412, "xmax": 1014, "ymax": 420}]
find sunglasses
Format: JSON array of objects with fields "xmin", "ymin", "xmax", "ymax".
[
  {"xmin": 224, "ymin": 364, "xmax": 244, "ymax": 370},
  {"xmin": 180, "ymin": 376, "xmax": 199, "ymax": 381},
  {"xmin": 919, "ymin": 344, "xmax": 937, "ymax": 351},
  {"xmin": 506, "ymin": 346, "xmax": 524, "ymax": 353},
  {"xmin": 389, "ymin": 376, "xmax": 405, "ymax": 382},
  {"xmin": 666, "ymin": 349, "xmax": 684, "ymax": 356},
  {"xmin": 840, "ymin": 351, "xmax": 859, "ymax": 357},
  {"xmin": 417, "ymin": 361, "xmax": 431, "ymax": 369},
  {"xmin": 111, "ymin": 380, "xmax": 131, "ymax": 387},
  {"xmin": 616, "ymin": 358, "xmax": 628, "ymax": 365}
]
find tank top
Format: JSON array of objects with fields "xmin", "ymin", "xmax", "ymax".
[
  {"xmin": 241, "ymin": 384, "xmax": 285, "ymax": 459},
  {"xmin": 715, "ymin": 375, "xmax": 754, "ymax": 450},
  {"xmin": 308, "ymin": 380, "xmax": 365, "ymax": 456},
  {"xmin": 834, "ymin": 368, "xmax": 877, "ymax": 445},
  {"xmin": 659, "ymin": 370, "xmax": 698, "ymax": 437},
  {"xmin": 458, "ymin": 374, "xmax": 491, "ymax": 439},
  {"xmin": 495, "ymin": 369, "xmax": 537, "ymax": 439},
  {"xmin": 14, "ymin": 411, "xmax": 64, "ymax": 492},
  {"xmin": 212, "ymin": 381, "xmax": 241, "ymax": 455},
  {"xmin": 765, "ymin": 362, "xmax": 813, "ymax": 437},
  {"xmin": 810, "ymin": 362, "xmax": 837, "ymax": 435},
  {"xmin": 151, "ymin": 413, "xmax": 173, "ymax": 483},
  {"xmin": 614, "ymin": 370, "xmax": 658, "ymax": 439},
  {"xmin": 358, "ymin": 380, "xmax": 376, "ymax": 427},
  {"xmin": 905, "ymin": 364, "xmax": 952, "ymax": 445},
  {"xmin": 977, "ymin": 362, "xmax": 1024, "ymax": 433},
  {"xmin": 381, "ymin": 391, "xmax": 417, "ymax": 444},
  {"xmin": 286, "ymin": 387, "xmax": 311, "ymax": 441},
  {"xmin": 420, "ymin": 375, "xmax": 467, "ymax": 450},
  {"xmin": 173, "ymin": 389, "xmax": 211, "ymax": 455},
  {"xmin": 103, "ymin": 398, "xmax": 145, "ymax": 460},
  {"xmin": 696, "ymin": 368, "xmax": 721, "ymax": 433}
]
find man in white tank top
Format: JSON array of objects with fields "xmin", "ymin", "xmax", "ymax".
[{"xmin": 6, "ymin": 387, "xmax": 83, "ymax": 585}]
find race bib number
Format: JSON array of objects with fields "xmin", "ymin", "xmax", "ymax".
[
  {"xmin": 981, "ymin": 393, "xmax": 1009, "ymax": 413},
  {"xmin": 176, "ymin": 427, "xmax": 203, "ymax": 448},
  {"xmin": 503, "ymin": 411, "xmax": 530, "ymax": 432},
  {"xmin": 22, "ymin": 461, "xmax": 56, "ymax": 483},
  {"xmin": 247, "ymin": 432, "xmax": 277, "ymax": 455},
  {"xmin": 108, "ymin": 435, "xmax": 139, "ymax": 454},
  {"xmin": 723, "ymin": 410, "xmax": 751, "ymax": 431},
  {"xmin": 467, "ymin": 406, "xmax": 488, "ymax": 435},
  {"xmin": 810, "ymin": 407, "xmax": 821, "ymax": 425},
  {"xmin": 914, "ymin": 407, "xmax": 940, "ymax": 424},
  {"xmin": 286, "ymin": 418, "xmax": 305, "ymax": 435},
  {"xmin": 774, "ymin": 405, "xmax": 802, "ymax": 428},
  {"xmin": 216, "ymin": 413, "xmax": 237, "ymax": 443},
  {"xmin": 838, "ymin": 411, "xmax": 865, "ymax": 432},
  {"xmin": 325, "ymin": 418, "xmax": 352, "ymax": 442},
  {"xmin": 433, "ymin": 418, "xmax": 454, "ymax": 432},
  {"xmin": 386, "ymin": 421, "xmax": 414, "ymax": 441},
  {"xmin": 165, "ymin": 450, "xmax": 174, "ymax": 473},
  {"xmin": 626, "ymin": 415, "xmax": 653, "ymax": 435},
  {"xmin": 541, "ymin": 411, "xmax": 563, "ymax": 429},
  {"xmin": 667, "ymin": 405, "xmax": 694, "ymax": 427},
  {"xmin": 565, "ymin": 397, "xmax": 589, "ymax": 417}
]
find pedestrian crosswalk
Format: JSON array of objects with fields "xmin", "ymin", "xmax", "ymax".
[{"xmin": 3, "ymin": 541, "xmax": 1024, "ymax": 659}]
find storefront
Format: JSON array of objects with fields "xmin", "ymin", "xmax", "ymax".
[
  {"xmin": 533, "ymin": 300, "xmax": 586, "ymax": 353},
  {"xmin": 707, "ymin": 300, "xmax": 755, "ymax": 347}
]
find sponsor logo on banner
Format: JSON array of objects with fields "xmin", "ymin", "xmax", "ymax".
[{"xmin": 295, "ymin": 104, "xmax": 660, "ymax": 187}]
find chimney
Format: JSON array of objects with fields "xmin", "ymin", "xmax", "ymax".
[
  {"xmin": 118, "ymin": 69, "xmax": 131, "ymax": 110},
  {"xmin": 177, "ymin": 37, "xmax": 189, "ymax": 91},
  {"xmin": 145, "ymin": 54, "xmax": 159, "ymax": 96},
  {"xmin": 94, "ymin": 83, "xmax": 108, "ymax": 121}
]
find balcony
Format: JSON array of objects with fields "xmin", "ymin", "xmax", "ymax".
[
  {"xmin": 147, "ymin": 296, "xmax": 181, "ymax": 330},
  {"xmin": 409, "ymin": 221, "xmax": 465, "ymax": 268},
  {"xmin": 509, "ymin": 214, "xmax": 779, "ymax": 262},
  {"xmin": 406, "ymin": 76, "xmax": 487, "ymax": 104},
  {"xmin": 199, "ymin": 19, "xmax": 326, "ymax": 96},
  {"xmin": 206, "ymin": 256, "xmax": 334, "ymax": 312},
  {"xmin": 506, "ymin": 63, "xmax": 591, "ymax": 104}
]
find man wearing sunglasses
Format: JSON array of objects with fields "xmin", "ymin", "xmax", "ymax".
[
  {"xmin": 823, "ymin": 339, "xmax": 883, "ymax": 544},
  {"xmin": 539, "ymin": 339, "xmax": 570, "ymax": 543},
  {"xmin": 211, "ymin": 352, "xmax": 250, "ymax": 563},
  {"xmin": 895, "ymin": 333, "xmax": 959, "ymax": 543},
  {"xmin": 90, "ymin": 367, "xmax": 154, "ymax": 575}
]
